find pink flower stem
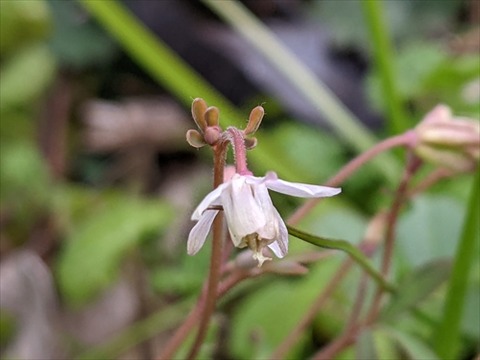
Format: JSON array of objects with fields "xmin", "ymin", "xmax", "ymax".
[
  {"xmin": 226, "ymin": 127, "xmax": 252, "ymax": 175},
  {"xmin": 365, "ymin": 153, "xmax": 421, "ymax": 324},
  {"xmin": 288, "ymin": 131, "xmax": 415, "ymax": 226}
]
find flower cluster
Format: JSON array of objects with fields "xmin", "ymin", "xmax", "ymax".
[{"xmin": 185, "ymin": 98, "xmax": 341, "ymax": 266}]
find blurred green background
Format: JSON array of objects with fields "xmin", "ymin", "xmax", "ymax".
[{"xmin": 0, "ymin": 1, "xmax": 478, "ymax": 359}]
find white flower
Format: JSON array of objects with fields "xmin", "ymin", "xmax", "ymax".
[{"xmin": 187, "ymin": 172, "xmax": 341, "ymax": 266}]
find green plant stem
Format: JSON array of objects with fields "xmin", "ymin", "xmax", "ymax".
[
  {"xmin": 287, "ymin": 225, "xmax": 396, "ymax": 293},
  {"xmin": 362, "ymin": 0, "xmax": 407, "ymax": 134},
  {"xmin": 433, "ymin": 169, "xmax": 480, "ymax": 359},
  {"xmin": 202, "ymin": 0, "xmax": 400, "ymax": 183}
]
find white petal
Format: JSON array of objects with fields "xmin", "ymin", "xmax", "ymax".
[
  {"xmin": 267, "ymin": 207, "xmax": 288, "ymax": 258},
  {"xmin": 252, "ymin": 182, "xmax": 278, "ymax": 240},
  {"xmin": 244, "ymin": 174, "xmax": 267, "ymax": 185},
  {"xmin": 266, "ymin": 178, "xmax": 341, "ymax": 198},
  {"xmin": 187, "ymin": 210, "xmax": 218, "ymax": 255},
  {"xmin": 221, "ymin": 176, "xmax": 266, "ymax": 242},
  {"xmin": 191, "ymin": 182, "xmax": 229, "ymax": 220}
]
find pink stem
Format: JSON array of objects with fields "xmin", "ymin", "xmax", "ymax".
[{"xmin": 226, "ymin": 127, "xmax": 252, "ymax": 175}]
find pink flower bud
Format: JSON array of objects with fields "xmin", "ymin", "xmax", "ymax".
[{"xmin": 414, "ymin": 105, "xmax": 479, "ymax": 171}]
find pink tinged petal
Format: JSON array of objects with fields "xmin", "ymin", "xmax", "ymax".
[
  {"xmin": 191, "ymin": 182, "xmax": 229, "ymax": 220},
  {"xmin": 187, "ymin": 210, "xmax": 219, "ymax": 255},
  {"xmin": 221, "ymin": 175, "xmax": 266, "ymax": 245},
  {"xmin": 267, "ymin": 207, "xmax": 288, "ymax": 258},
  {"xmin": 266, "ymin": 178, "xmax": 341, "ymax": 198}
]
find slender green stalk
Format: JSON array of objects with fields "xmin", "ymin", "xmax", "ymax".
[
  {"xmin": 433, "ymin": 169, "xmax": 480, "ymax": 359},
  {"xmin": 202, "ymin": 0, "xmax": 401, "ymax": 183},
  {"xmin": 79, "ymin": 0, "xmax": 296, "ymax": 179},
  {"xmin": 287, "ymin": 225, "xmax": 396, "ymax": 293},
  {"xmin": 362, "ymin": 0, "xmax": 407, "ymax": 134}
]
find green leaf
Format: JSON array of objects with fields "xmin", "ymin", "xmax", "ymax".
[
  {"xmin": 382, "ymin": 259, "xmax": 451, "ymax": 320},
  {"xmin": 230, "ymin": 257, "xmax": 345, "ymax": 360},
  {"xmin": 48, "ymin": 1, "xmax": 117, "ymax": 68},
  {"xmin": 0, "ymin": 142, "xmax": 50, "ymax": 205},
  {"xmin": 0, "ymin": 0, "xmax": 52, "ymax": 55},
  {"xmin": 396, "ymin": 195, "xmax": 465, "ymax": 269},
  {"xmin": 366, "ymin": 42, "xmax": 446, "ymax": 116},
  {"xmin": 356, "ymin": 328, "xmax": 400, "ymax": 360},
  {"xmin": 384, "ymin": 326, "xmax": 439, "ymax": 360},
  {"xmin": 258, "ymin": 123, "xmax": 344, "ymax": 183},
  {"xmin": 0, "ymin": 44, "xmax": 56, "ymax": 110},
  {"xmin": 56, "ymin": 194, "xmax": 173, "ymax": 306}
]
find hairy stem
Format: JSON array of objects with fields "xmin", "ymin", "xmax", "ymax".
[{"xmin": 226, "ymin": 127, "xmax": 251, "ymax": 175}]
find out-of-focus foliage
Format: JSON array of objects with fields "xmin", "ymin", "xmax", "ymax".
[
  {"xmin": 0, "ymin": 0, "xmax": 478, "ymax": 359},
  {"xmin": 48, "ymin": 0, "xmax": 117, "ymax": 68},
  {"xmin": 0, "ymin": 0, "xmax": 51, "ymax": 56},
  {"xmin": 367, "ymin": 42, "xmax": 480, "ymax": 120},
  {"xmin": 56, "ymin": 189, "xmax": 173, "ymax": 306}
]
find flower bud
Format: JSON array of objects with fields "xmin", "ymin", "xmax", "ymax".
[
  {"xmin": 204, "ymin": 126, "xmax": 221, "ymax": 145},
  {"xmin": 244, "ymin": 106, "xmax": 264, "ymax": 135},
  {"xmin": 414, "ymin": 105, "xmax": 479, "ymax": 171},
  {"xmin": 191, "ymin": 98, "xmax": 207, "ymax": 132},
  {"xmin": 244, "ymin": 137, "xmax": 257, "ymax": 150},
  {"xmin": 186, "ymin": 129, "xmax": 206, "ymax": 148},
  {"xmin": 205, "ymin": 106, "xmax": 220, "ymax": 127}
]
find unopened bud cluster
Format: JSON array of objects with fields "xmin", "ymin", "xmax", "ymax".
[
  {"xmin": 414, "ymin": 105, "xmax": 479, "ymax": 171},
  {"xmin": 186, "ymin": 98, "xmax": 263, "ymax": 150}
]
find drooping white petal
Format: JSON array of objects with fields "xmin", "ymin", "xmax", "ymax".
[
  {"xmin": 187, "ymin": 210, "xmax": 218, "ymax": 255},
  {"xmin": 191, "ymin": 182, "xmax": 229, "ymax": 220},
  {"xmin": 267, "ymin": 207, "xmax": 288, "ymax": 258},
  {"xmin": 221, "ymin": 175, "xmax": 266, "ymax": 245},
  {"xmin": 266, "ymin": 178, "xmax": 341, "ymax": 198},
  {"xmin": 251, "ymin": 182, "xmax": 278, "ymax": 241}
]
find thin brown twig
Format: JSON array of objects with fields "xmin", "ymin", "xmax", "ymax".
[
  {"xmin": 157, "ymin": 269, "xmax": 250, "ymax": 360},
  {"xmin": 364, "ymin": 154, "xmax": 421, "ymax": 325},
  {"xmin": 312, "ymin": 271, "xmax": 370, "ymax": 360},
  {"xmin": 186, "ymin": 143, "xmax": 227, "ymax": 360}
]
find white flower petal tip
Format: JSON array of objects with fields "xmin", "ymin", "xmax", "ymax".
[
  {"xmin": 265, "ymin": 178, "xmax": 341, "ymax": 198},
  {"xmin": 187, "ymin": 210, "xmax": 218, "ymax": 255}
]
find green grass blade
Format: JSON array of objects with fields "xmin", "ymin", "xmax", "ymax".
[
  {"xmin": 202, "ymin": 0, "xmax": 401, "ymax": 183},
  {"xmin": 362, "ymin": 0, "xmax": 408, "ymax": 134},
  {"xmin": 433, "ymin": 169, "xmax": 480, "ymax": 359}
]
